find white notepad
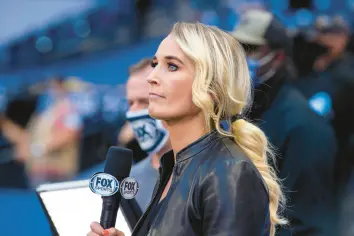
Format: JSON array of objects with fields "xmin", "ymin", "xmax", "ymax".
[{"xmin": 37, "ymin": 180, "xmax": 132, "ymax": 236}]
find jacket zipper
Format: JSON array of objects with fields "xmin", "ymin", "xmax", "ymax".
[
  {"xmin": 132, "ymin": 174, "xmax": 162, "ymax": 236},
  {"xmin": 147, "ymin": 165, "xmax": 177, "ymax": 236}
]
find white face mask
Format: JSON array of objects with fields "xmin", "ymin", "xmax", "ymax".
[{"xmin": 126, "ymin": 109, "xmax": 169, "ymax": 154}]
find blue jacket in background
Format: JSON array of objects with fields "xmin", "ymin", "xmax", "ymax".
[
  {"xmin": 293, "ymin": 54, "xmax": 354, "ymax": 191},
  {"xmin": 248, "ymin": 68, "xmax": 338, "ymax": 236}
]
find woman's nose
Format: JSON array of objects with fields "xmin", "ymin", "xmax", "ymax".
[{"xmin": 147, "ymin": 68, "xmax": 160, "ymax": 85}]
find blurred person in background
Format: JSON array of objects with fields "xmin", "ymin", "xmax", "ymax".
[
  {"xmin": 66, "ymin": 78, "xmax": 107, "ymax": 172},
  {"xmin": 118, "ymin": 58, "xmax": 171, "ymax": 211},
  {"xmin": 231, "ymin": 9, "xmax": 338, "ymax": 235},
  {"xmin": 118, "ymin": 78, "xmax": 148, "ymax": 164},
  {"xmin": 293, "ymin": 17, "xmax": 354, "ymax": 236},
  {"xmin": 293, "ymin": 19, "xmax": 354, "ymax": 192},
  {"xmin": 0, "ymin": 87, "xmax": 29, "ymax": 188},
  {"xmin": 16, "ymin": 75, "xmax": 83, "ymax": 187},
  {"xmin": 117, "ymin": 65, "xmax": 149, "ymax": 164},
  {"xmin": 346, "ymin": 32, "xmax": 354, "ymax": 54}
]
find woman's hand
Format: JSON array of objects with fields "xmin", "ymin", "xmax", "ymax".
[{"xmin": 87, "ymin": 222, "xmax": 125, "ymax": 236}]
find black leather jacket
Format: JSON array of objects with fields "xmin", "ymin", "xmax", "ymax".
[{"xmin": 132, "ymin": 130, "xmax": 271, "ymax": 236}]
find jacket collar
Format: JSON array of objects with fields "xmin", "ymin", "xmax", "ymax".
[
  {"xmin": 176, "ymin": 129, "xmax": 220, "ymax": 162},
  {"xmin": 159, "ymin": 130, "xmax": 221, "ymax": 174}
]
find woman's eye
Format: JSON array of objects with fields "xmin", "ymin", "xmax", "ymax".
[
  {"xmin": 168, "ymin": 63, "xmax": 178, "ymax": 71},
  {"xmin": 151, "ymin": 61, "xmax": 157, "ymax": 68}
]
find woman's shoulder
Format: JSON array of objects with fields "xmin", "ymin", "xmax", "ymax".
[
  {"xmin": 199, "ymin": 137, "xmax": 268, "ymax": 193},
  {"xmin": 195, "ymin": 138, "xmax": 269, "ymax": 205},
  {"xmin": 203, "ymin": 135, "xmax": 252, "ymax": 165}
]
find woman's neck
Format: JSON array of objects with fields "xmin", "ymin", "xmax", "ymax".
[
  {"xmin": 151, "ymin": 140, "xmax": 172, "ymax": 169},
  {"xmin": 166, "ymin": 112, "xmax": 208, "ymax": 158}
]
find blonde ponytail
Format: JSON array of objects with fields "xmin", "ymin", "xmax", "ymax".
[{"xmin": 231, "ymin": 118, "xmax": 287, "ymax": 235}]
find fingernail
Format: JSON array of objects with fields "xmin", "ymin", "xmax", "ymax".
[{"xmin": 103, "ymin": 230, "xmax": 110, "ymax": 236}]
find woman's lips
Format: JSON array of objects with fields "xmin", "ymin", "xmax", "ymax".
[{"xmin": 149, "ymin": 93, "xmax": 165, "ymax": 99}]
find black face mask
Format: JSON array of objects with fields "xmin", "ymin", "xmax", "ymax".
[{"xmin": 292, "ymin": 35, "xmax": 329, "ymax": 77}]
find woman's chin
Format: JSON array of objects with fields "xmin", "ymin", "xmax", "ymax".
[
  {"xmin": 148, "ymin": 106, "xmax": 165, "ymax": 120},
  {"xmin": 148, "ymin": 105, "xmax": 179, "ymax": 122}
]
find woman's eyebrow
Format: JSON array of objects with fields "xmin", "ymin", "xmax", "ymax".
[
  {"xmin": 165, "ymin": 55, "xmax": 184, "ymax": 65},
  {"xmin": 152, "ymin": 55, "xmax": 184, "ymax": 65}
]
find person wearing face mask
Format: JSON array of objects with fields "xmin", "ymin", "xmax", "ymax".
[
  {"xmin": 117, "ymin": 58, "xmax": 171, "ymax": 212},
  {"xmin": 292, "ymin": 22, "xmax": 354, "ymax": 235},
  {"xmin": 293, "ymin": 21, "xmax": 354, "ymax": 194},
  {"xmin": 231, "ymin": 10, "xmax": 339, "ymax": 236}
]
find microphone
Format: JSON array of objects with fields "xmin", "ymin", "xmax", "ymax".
[{"xmin": 100, "ymin": 146, "xmax": 133, "ymax": 229}]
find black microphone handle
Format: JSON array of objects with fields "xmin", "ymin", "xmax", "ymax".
[{"xmin": 100, "ymin": 195, "xmax": 121, "ymax": 229}]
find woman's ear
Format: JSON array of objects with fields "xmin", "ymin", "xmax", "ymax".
[{"xmin": 208, "ymin": 91, "xmax": 220, "ymax": 107}]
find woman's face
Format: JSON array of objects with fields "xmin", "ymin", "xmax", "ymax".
[{"xmin": 148, "ymin": 34, "xmax": 201, "ymax": 122}]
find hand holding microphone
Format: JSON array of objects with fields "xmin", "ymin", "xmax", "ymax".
[
  {"xmin": 87, "ymin": 146, "xmax": 133, "ymax": 236},
  {"xmin": 88, "ymin": 222, "xmax": 124, "ymax": 236}
]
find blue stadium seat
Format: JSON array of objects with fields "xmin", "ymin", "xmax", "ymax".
[
  {"xmin": 269, "ymin": 0, "xmax": 289, "ymax": 11},
  {"xmin": 313, "ymin": 0, "xmax": 331, "ymax": 11},
  {"xmin": 190, "ymin": 0, "xmax": 222, "ymax": 10},
  {"xmin": 295, "ymin": 9, "xmax": 314, "ymax": 27},
  {"xmin": 200, "ymin": 11, "xmax": 220, "ymax": 27}
]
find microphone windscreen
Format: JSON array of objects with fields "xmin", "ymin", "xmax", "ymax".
[{"xmin": 104, "ymin": 146, "xmax": 133, "ymax": 181}]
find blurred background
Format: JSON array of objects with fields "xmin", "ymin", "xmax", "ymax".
[{"xmin": 1, "ymin": 0, "xmax": 354, "ymax": 235}]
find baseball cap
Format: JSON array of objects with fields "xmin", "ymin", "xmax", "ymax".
[
  {"xmin": 314, "ymin": 15, "xmax": 349, "ymax": 34},
  {"xmin": 231, "ymin": 9, "xmax": 292, "ymax": 54}
]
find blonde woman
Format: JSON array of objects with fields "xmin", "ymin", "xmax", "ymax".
[{"xmin": 88, "ymin": 22, "xmax": 287, "ymax": 236}]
